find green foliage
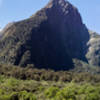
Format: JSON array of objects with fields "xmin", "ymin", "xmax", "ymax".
[
  {"xmin": 19, "ymin": 91, "xmax": 37, "ymax": 100},
  {"xmin": 0, "ymin": 64, "xmax": 100, "ymax": 83},
  {"xmin": 0, "ymin": 91, "xmax": 37, "ymax": 100},
  {"xmin": 45, "ymin": 87, "xmax": 59, "ymax": 99},
  {"xmin": 0, "ymin": 65, "xmax": 100, "ymax": 100},
  {"xmin": 55, "ymin": 84, "xmax": 77, "ymax": 100},
  {"xmin": 44, "ymin": 82, "xmax": 100, "ymax": 100},
  {"xmin": 85, "ymin": 92, "xmax": 100, "ymax": 100}
]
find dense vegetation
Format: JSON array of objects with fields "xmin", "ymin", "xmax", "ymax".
[
  {"xmin": 0, "ymin": 64, "xmax": 100, "ymax": 100},
  {"xmin": 0, "ymin": 64, "xmax": 100, "ymax": 83},
  {"xmin": 0, "ymin": 75, "xmax": 100, "ymax": 100}
]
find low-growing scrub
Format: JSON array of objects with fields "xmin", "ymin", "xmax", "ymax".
[
  {"xmin": 0, "ymin": 64, "xmax": 100, "ymax": 100},
  {"xmin": 0, "ymin": 75, "xmax": 100, "ymax": 100},
  {"xmin": 0, "ymin": 64, "xmax": 100, "ymax": 83}
]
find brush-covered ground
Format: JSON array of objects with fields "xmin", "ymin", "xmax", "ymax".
[
  {"xmin": 0, "ymin": 64, "xmax": 100, "ymax": 100},
  {"xmin": 1, "ymin": 75, "xmax": 100, "ymax": 100}
]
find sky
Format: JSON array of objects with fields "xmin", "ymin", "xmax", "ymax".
[{"xmin": 0, "ymin": 0, "xmax": 100, "ymax": 33}]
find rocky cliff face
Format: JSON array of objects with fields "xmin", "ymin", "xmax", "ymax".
[
  {"xmin": 0, "ymin": 0, "xmax": 90, "ymax": 70},
  {"xmin": 0, "ymin": 22, "xmax": 15, "ymax": 37},
  {"xmin": 86, "ymin": 31, "xmax": 100, "ymax": 67}
]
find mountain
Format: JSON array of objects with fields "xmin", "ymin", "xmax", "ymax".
[
  {"xmin": 0, "ymin": 0, "xmax": 98, "ymax": 70},
  {"xmin": 86, "ymin": 31, "xmax": 100, "ymax": 67},
  {"xmin": 0, "ymin": 22, "xmax": 15, "ymax": 37}
]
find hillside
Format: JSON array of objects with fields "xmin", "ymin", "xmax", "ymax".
[
  {"xmin": 0, "ymin": 0, "xmax": 100, "ymax": 72},
  {"xmin": 86, "ymin": 31, "xmax": 100, "ymax": 66},
  {"xmin": 0, "ymin": 0, "xmax": 90, "ymax": 70},
  {"xmin": 0, "ymin": 0, "xmax": 100, "ymax": 99}
]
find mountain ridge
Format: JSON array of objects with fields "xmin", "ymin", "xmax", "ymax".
[{"xmin": 0, "ymin": 0, "xmax": 100, "ymax": 71}]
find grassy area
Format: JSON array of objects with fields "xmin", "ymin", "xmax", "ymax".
[{"xmin": 0, "ymin": 75, "xmax": 100, "ymax": 100}]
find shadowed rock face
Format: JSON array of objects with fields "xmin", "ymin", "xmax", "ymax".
[{"xmin": 0, "ymin": 0, "xmax": 90, "ymax": 70}]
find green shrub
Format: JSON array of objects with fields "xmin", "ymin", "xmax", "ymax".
[
  {"xmin": 1, "ymin": 74, "xmax": 100, "ymax": 100},
  {"xmin": 45, "ymin": 87, "xmax": 59, "ymax": 99},
  {"xmin": 55, "ymin": 84, "xmax": 77, "ymax": 100},
  {"xmin": 19, "ymin": 91, "xmax": 37, "ymax": 100},
  {"xmin": 0, "ymin": 95, "xmax": 11, "ymax": 100},
  {"xmin": 85, "ymin": 92, "xmax": 100, "ymax": 100}
]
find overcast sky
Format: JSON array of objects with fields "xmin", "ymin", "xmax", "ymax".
[{"xmin": 0, "ymin": 0, "xmax": 100, "ymax": 33}]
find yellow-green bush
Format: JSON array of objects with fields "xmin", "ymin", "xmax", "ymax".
[
  {"xmin": 0, "ymin": 91, "xmax": 36, "ymax": 100},
  {"xmin": 45, "ymin": 87, "xmax": 59, "ymax": 99},
  {"xmin": 18, "ymin": 91, "xmax": 37, "ymax": 100},
  {"xmin": 0, "ymin": 75, "xmax": 100, "ymax": 100}
]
